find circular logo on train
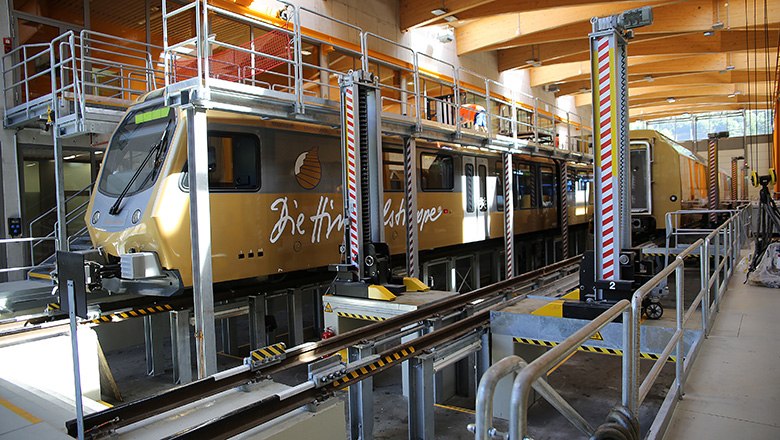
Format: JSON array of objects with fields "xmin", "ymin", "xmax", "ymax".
[{"xmin": 294, "ymin": 146, "xmax": 321, "ymax": 189}]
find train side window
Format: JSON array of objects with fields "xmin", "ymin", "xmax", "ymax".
[
  {"xmin": 182, "ymin": 131, "xmax": 261, "ymax": 191},
  {"xmin": 420, "ymin": 153, "xmax": 454, "ymax": 191},
  {"xmin": 514, "ymin": 162, "xmax": 537, "ymax": 209},
  {"xmin": 540, "ymin": 165, "xmax": 557, "ymax": 208},
  {"xmin": 383, "ymin": 150, "xmax": 404, "ymax": 192},
  {"xmin": 495, "ymin": 161, "xmax": 504, "ymax": 212}
]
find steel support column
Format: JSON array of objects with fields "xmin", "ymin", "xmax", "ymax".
[
  {"xmin": 248, "ymin": 295, "xmax": 267, "ymax": 349},
  {"xmin": 186, "ymin": 106, "xmax": 217, "ymax": 378},
  {"xmin": 144, "ymin": 313, "xmax": 168, "ymax": 376},
  {"xmin": 404, "ymin": 137, "xmax": 419, "ymax": 278},
  {"xmin": 408, "ymin": 352, "xmax": 435, "ymax": 440},
  {"xmin": 348, "ymin": 343, "xmax": 374, "ymax": 440},
  {"xmin": 502, "ymin": 153, "xmax": 514, "ymax": 278},
  {"xmin": 170, "ymin": 309, "xmax": 192, "ymax": 385},
  {"xmin": 287, "ymin": 288, "xmax": 304, "ymax": 346}
]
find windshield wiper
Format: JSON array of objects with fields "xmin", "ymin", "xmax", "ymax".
[{"xmin": 108, "ymin": 121, "xmax": 171, "ymax": 216}]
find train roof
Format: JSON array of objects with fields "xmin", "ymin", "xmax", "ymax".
[{"xmin": 630, "ymin": 129, "xmax": 705, "ymax": 165}]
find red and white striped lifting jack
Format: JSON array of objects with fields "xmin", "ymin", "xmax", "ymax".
[{"xmin": 587, "ymin": 8, "xmax": 652, "ymax": 300}]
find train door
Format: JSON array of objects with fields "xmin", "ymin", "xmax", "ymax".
[
  {"xmin": 477, "ymin": 158, "xmax": 490, "ymax": 237},
  {"xmin": 462, "ymin": 156, "xmax": 488, "ymax": 242}
]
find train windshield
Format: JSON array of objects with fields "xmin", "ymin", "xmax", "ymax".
[{"xmin": 98, "ymin": 104, "xmax": 176, "ymax": 196}]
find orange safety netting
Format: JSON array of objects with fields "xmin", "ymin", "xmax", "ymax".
[{"xmin": 174, "ymin": 29, "xmax": 292, "ymax": 83}]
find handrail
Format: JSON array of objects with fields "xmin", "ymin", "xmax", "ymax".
[{"xmin": 475, "ymin": 205, "xmax": 750, "ymax": 439}]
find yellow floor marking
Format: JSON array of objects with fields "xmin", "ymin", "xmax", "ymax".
[
  {"xmin": 0, "ymin": 396, "xmax": 42, "ymax": 424},
  {"xmin": 561, "ymin": 289, "xmax": 580, "ymax": 300},
  {"xmin": 546, "ymin": 350, "xmax": 577, "ymax": 376},
  {"xmin": 531, "ymin": 300, "xmax": 564, "ymax": 317},
  {"xmin": 434, "ymin": 403, "xmax": 476, "ymax": 415}
]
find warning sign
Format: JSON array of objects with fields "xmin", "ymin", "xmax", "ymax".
[
  {"xmin": 590, "ymin": 331, "xmax": 603, "ymax": 341},
  {"xmin": 324, "ymin": 303, "xmax": 333, "ymax": 313}
]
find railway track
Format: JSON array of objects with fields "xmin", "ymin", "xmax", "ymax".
[{"xmin": 66, "ymin": 256, "xmax": 581, "ymax": 438}]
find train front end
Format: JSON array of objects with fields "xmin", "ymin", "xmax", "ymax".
[{"xmin": 85, "ymin": 96, "xmax": 184, "ymax": 296}]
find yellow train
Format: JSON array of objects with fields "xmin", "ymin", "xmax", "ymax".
[
  {"xmin": 629, "ymin": 129, "xmax": 731, "ymax": 234},
  {"xmin": 85, "ymin": 94, "xmax": 592, "ymax": 296},
  {"xmin": 83, "ymin": 88, "xmax": 726, "ymax": 297}
]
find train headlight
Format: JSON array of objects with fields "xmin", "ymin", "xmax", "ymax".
[
  {"xmin": 91, "ymin": 211, "xmax": 100, "ymax": 224},
  {"xmin": 670, "ymin": 195, "xmax": 678, "ymax": 202},
  {"xmin": 132, "ymin": 209, "xmax": 142, "ymax": 224}
]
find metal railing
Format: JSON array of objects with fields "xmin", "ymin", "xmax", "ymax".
[
  {"xmin": 157, "ymin": 0, "xmax": 592, "ymax": 156},
  {"xmin": 2, "ymin": 29, "xmax": 163, "ymax": 130},
  {"xmin": 28, "ymin": 181, "xmax": 94, "ymax": 266},
  {"xmin": 472, "ymin": 205, "xmax": 751, "ymax": 439},
  {"xmin": 4, "ymin": 1, "xmax": 593, "ymax": 155}
]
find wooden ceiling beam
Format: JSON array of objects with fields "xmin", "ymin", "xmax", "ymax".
[
  {"xmin": 399, "ymin": 0, "xmax": 611, "ymax": 31},
  {"xmin": 557, "ymin": 70, "xmax": 774, "ymax": 95},
  {"xmin": 630, "ymin": 102, "xmax": 772, "ymax": 120},
  {"xmin": 500, "ymin": 29, "xmax": 780, "ymax": 70},
  {"xmin": 455, "ymin": 0, "xmax": 665, "ymax": 55}
]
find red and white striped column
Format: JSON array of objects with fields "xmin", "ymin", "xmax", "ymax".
[
  {"xmin": 503, "ymin": 152, "xmax": 515, "ymax": 278},
  {"xmin": 594, "ymin": 35, "xmax": 619, "ymax": 281},
  {"xmin": 560, "ymin": 160, "xmax": 569, "ymax": 259},
  {"xmin": 707, "ymin": 135, "xmax": 719, "ymax": 224},
  {"xmin": 344, "ymin": 86, "xmax": 361, "ymax": 269},
  {"xmin": 403, "ymin": 137, "xmax": 419, "ymax": 278}
]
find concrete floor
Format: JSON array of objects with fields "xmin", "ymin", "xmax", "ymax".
[{"xmin": 663, "ymin": 261, "xmax": 780, "ymax": 440}]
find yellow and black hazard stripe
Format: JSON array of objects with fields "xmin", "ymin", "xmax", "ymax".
[
  {"xmin": 46, "ymin": 303, "xmax": 61, "ymax": 312},
  {"xmin": 642, "ymin": 252, "xmax": 697, "ymax": 259},
  {"xmin": 332, "ymin": 346, "xmax": 416, "ymax": 387},
  {"xmin": 513, "ymin": 337, "xmax": 676, "ymax": 362},
  {"xmin": 336, "ymin": 311, "xmax": 387, "ymax": 322},
  {"xmin": 89, "ymin": 304, "xmax": 174, "ymax": 324},
  {"xmin": 250, "ymin": 342, "xmax": 287, "ymax": 363}
]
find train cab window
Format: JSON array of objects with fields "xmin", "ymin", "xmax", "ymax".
[
  {"xmin": 540, "ymin": 165, "xmax": 557, "ymax": 208},
  {"xmin": 383, "ymin": 150, "xmax": 404, "ymax": 192},
  {"xmin": 514, "ymin": 162, "xmax": 537, "ymax": 209},
  {"xmin": 421, "ymin": 153, "xmax": 454, "ymax": 191},
  {"xmin": 182, "ymin": 132, "xmax": 261, "ymax": 191}
]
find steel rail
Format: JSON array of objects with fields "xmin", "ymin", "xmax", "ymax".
[
  {"xmin": 67, "ymin": 255, "xmax": 580, "ymax": 437},
  {"xmin": 167, "ymin": 304, "xmax": 500, "ymax": 439}
]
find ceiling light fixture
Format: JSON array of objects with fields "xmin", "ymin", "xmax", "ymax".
[
  {"xmin": 300, "ymin": 49, "xmax": 312, "ymax": 56},
  {"xmin": 644, "ymin": 75, "xmax": 654, "ymax": 82},
  {"xmin": 703, "ymin": 30, "xmax": 714, "ymax": 36},
  {"xmin": 443, "ymin": 15, "xmax": 458, "ymax": 22},
  {"xmin": 431, "ymin": 8, "xmax": 447, "ymax": 16},
  {"xmin": 526, "ymin": 59, "xmax": 542, "ymax": 67},
  {"xmin": 667, "ymin": 97, "xmax": 677, "ymax": 103}
]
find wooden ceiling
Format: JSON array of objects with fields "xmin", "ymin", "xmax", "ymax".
[{"xmin": 400, "ymin": 0, "xmax": 780, "ymax": 120}]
